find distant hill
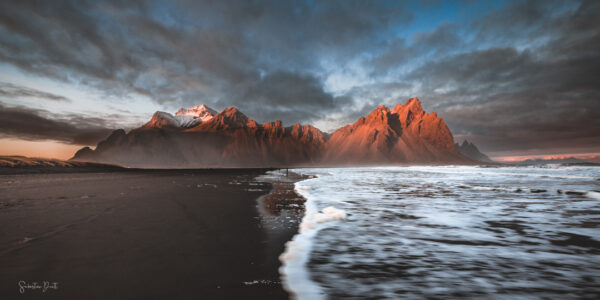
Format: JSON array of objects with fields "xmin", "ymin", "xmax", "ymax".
[
  {"xmin": 454, "ymin": 140, "xmax": 493, "ymax": 163},
  {"xmin": 583, "ymin": 156, "xmax": 600, "ymax": 164},
  {"xmin": 0, "ymin": 156, "xmax": 123, "ymax": 174},
  {"xmin": 512, "ymin": 157, "xmax": 600, "ymax": 165},
  {"xmin": 519, "ymin": 157, "xmax": 585, "ymax": 165}
]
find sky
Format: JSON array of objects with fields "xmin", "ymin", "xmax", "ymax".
[{"xmin": 0, "ymin": 0, "xmax": 599, "ymax": 160}]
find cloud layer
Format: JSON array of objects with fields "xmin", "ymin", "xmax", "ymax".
[
  {"xmin": 0, "ymin": 82, "xmax": 70, "ymax": 102},
  {"xmin": 0, "ymin": 104, "xmax": 115, "ymax": 145},
  {"xmin": 0, "ymin": 0, "xmax": 598, "ymax": 155}
]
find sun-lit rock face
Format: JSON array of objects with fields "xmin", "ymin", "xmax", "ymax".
[
  {"xmin": 72, "ymin": 98, "xmax": 471, "ymax": 167},
  {"xmin": 323, "ymin": 98, "xmax": 468, "ymax": 164},
  {"xmin": 193, "ymin": 107, "xmax": 257, "ymax": 131},
  {"xmin": 143, "ymin": 111, "xmax": 180, "ymax": 128}
]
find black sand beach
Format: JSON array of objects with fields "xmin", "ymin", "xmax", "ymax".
[{"xmin": 0, "ymin": 169, "xmax": 303, "ymax": 299}]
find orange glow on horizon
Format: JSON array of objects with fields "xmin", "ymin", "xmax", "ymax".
[
  {"xmin": 0, "ymin": 138, "xmax": 83, "ymax": 160},
  {"xmin": 493, "ymin": 152, "xmax": 600, "ymax": 162}
]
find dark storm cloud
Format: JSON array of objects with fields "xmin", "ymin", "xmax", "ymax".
[
  {"xmin": 441, "ymin": 97, "xmax": 600, "ymax": 154},
  {"xmin": 365, "ymin": 0, "xmax": 600, "ymax": 155},
  {"xmin": 0, "ymin": 0, "xmax": 410, "ymax": 124},
  {"xmin": 0, "ymin": 104, "xmax": 115, "ymax": 145},
  {"xmin": 368, "ymin": 24, "xmax": 462, "ymax": 74},
  {"xmin": 0, "ymin": 0, "xmax": 599, "ymax": 154},
  {"xmin": 236, "ymin": 71, "xmax": 341, "ymax": 124},
  {"xmin": 0, "ymin": 82, "xmax": 70, "ymax": 102}
]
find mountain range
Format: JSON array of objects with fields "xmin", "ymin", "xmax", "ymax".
[{"xmin": 72, "ymin": 98, "xmax": 483, "ymax": 167}]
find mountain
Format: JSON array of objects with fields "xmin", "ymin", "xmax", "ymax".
[
  {"xmin": 323, "ymin": 98, "xmax": 469, "ymax": 164},
  {"xmin": 455, "ymin": 140, "xmax": 493, "ymax": 163},
  {"xmin": 72, "ymin": 98, "xmax": 473, "ymax": 167}
]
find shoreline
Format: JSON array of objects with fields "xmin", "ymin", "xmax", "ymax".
[{"xmin": 255, "ymin": 170, "xmax": 311, "ymax": 298}]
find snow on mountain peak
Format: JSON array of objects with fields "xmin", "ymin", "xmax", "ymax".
[
  {"xmin": 144, "ymin": 104, "xmax": 217, "ymax": 129},
  {"xmin": 172, "ymin": 104, "xmax": 217, "ymax": 128},
  {"xmin": 175, "ymin": 104, "xmax": 217, "ymax": 120}
]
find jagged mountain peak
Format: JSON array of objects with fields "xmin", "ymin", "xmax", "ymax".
[
  {"xmin": 143, "ymin": 111, "xmax": 179, "ymax": 128},
  {"xmin": 175, "ymin": 104, "xmax": 217, "ymax": 119},
  {"xmin": 219, "ymin": 106, "xmax": 249, "ymax": 123},
  {"xmin": 390, "ymin": 97, "xmax": 424, "ymax": 127},
  {"xmin": 144, "ymin": 104, "xmax": 218, "ymax": 129},
  {"xmin": 365, "ymin": 105, "xmax": 392, "ymax": 124},
  {"xmin": 196, "ymin": 106, "xmax": 259, "ymax": 130},
  {"xmin": 392, "ymin": 97, "xmax": 423, "ymax": 115},
  {"xmin": 221, "ymin": 106, "xmax": 244, "ymax": 115},
  {"xmin": 456, "ymin": 139, "xmax": 477, "ymax": 149}
]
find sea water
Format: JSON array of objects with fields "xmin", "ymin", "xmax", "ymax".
[{"xmin": 279, "ymin": 165, "xmax": 600, "ymax": 299}]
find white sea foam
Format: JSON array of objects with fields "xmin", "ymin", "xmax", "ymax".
[
  {"xmin": 301, "ymin": 206, "xmax": 346, "ymax": 231},
  {"xmin": 585, "ymin": 191, "xmax": 600, "ymax": 200},
  {"xmin": 278, "ymin": 176, "xmax": 346, "ymax": 300},
  {"xmin": 562, "ymin": 189, "xmax": 600, "ymax": 200}
]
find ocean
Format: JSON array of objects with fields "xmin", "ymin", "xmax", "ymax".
[{"xmin": 278, "ymin": 165, "xmax": 600, "ymax": 299}]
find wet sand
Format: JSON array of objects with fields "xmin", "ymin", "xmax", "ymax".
[{"xmin": 0, "ymin": 169, "xmax": 303, "ymax": 299}]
